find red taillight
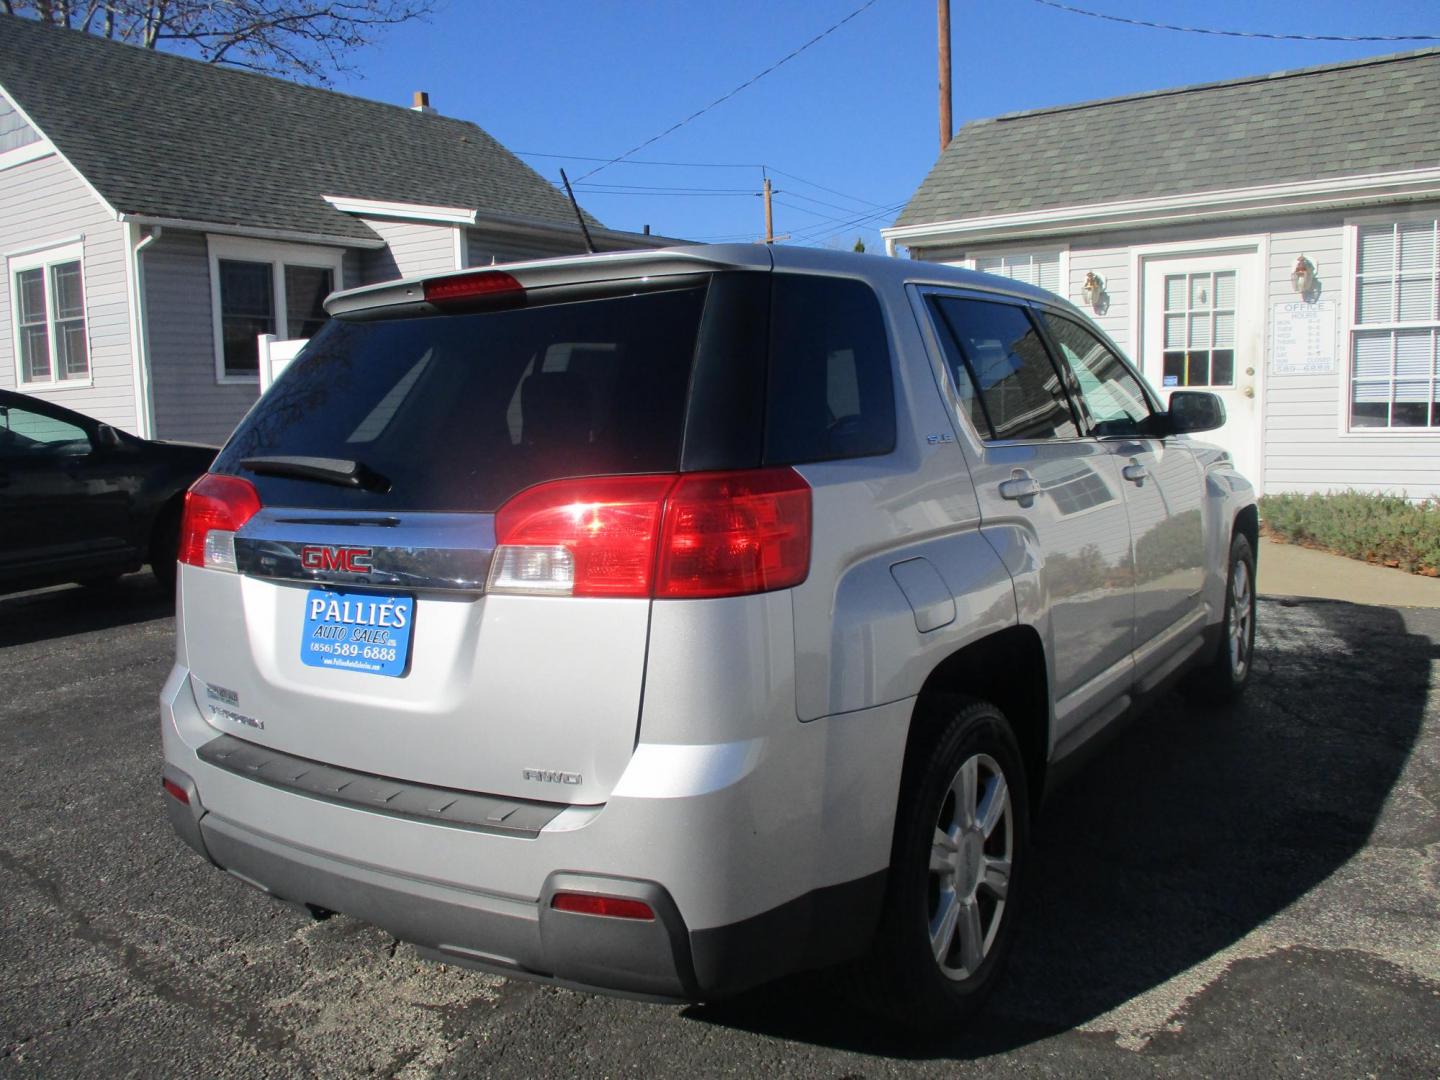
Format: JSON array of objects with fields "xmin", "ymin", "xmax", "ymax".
[
  {"xmin": 178, "ymin": 473, "xmax": 262, "ymax": 568},
  {"xmin": 423, "ymin": 270, "xmax": 524, "ymax": 306},
  {"xmin": 162, "ymin": 777, "xmax": 189, "ymax": 804},
  {"xmin": 656, "ymin": 469, "xmax": 811, "ymax": 598},
  {"xmin": 488, "ymin": 467, "xmax": 811, "ymax": 600},
  {"xmin": 492, "ymin": 475, "xmax": 674, "ymax": 597},
  {"xmin": 551, "ymin": 892, "xmax": 655, "ymax": 920}
]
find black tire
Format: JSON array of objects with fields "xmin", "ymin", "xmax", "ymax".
[
  {"xmin": 149, "ymin": 501, "xmax": 183, "ymax": 594},
  {"xmin": 1185, "ymin": 532, "xmax": 1257, "ymax": 704},
  {"xmin": 848, "ymin": 695, "xmax": 1029, "ymax": 1031}
]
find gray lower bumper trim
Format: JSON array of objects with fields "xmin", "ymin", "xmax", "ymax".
[
  {"xmin": 197, "ymin": 734, "xmax": 568, "ymax": 837},
  {"xmin": 197, "ymin": 815, "xmax": 696, "ymax": 1000}
]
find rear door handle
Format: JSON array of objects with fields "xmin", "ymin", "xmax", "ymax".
[
  {"xmin": 999, "ymin": 473, "xmax": 1040, "ymax": 502},
  {"xmin": 1122, "ymin": 462, "xmax": 1148, "ymax": 485}
]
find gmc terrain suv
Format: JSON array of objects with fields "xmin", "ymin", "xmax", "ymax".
[{"xmin": 160, "ymin": 245, "xmax": 1256, "ymax": 1028}]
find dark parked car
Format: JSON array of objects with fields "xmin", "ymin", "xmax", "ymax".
[{"xmin": 0, "ymin": 390, "xmax": 215, "ymax": 594}]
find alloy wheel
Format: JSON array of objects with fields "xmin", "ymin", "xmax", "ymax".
[
  {"xmin": 1229, "ymin": 557, "xmax": 1252, "ymax": 681},
  {"xmin": 928, "ymin": 752, "xmax": 1012, "ymax": 980}
]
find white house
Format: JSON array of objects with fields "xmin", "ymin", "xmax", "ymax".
[
  {"xmin": 884, "ymin": 49, "xmax": 1440, "ymax": 498},
  {"xmin": 0, "ymin": 16, "xmax": 666, "ymax": 445}
]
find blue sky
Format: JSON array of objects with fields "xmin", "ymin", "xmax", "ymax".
[{"xmin": 335, "ymin": 1, "xmax": 1438, "ymax": 249}]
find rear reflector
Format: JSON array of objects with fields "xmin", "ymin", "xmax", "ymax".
[
  {"xmin": 162, "ymin": 777, "xmax": 189, "ymax": 804},
  {"xmin": 423, "ymin": 270, "xmax": 524, "ymax": 306},
  {"xmin": 550, "ymin": 893, "xmax": 655, "ymax": 921},
  {"xmin": 179, "ymin": 473, "xmax": 262, "ymax": 571},
  {"xmin": 488, "ymin": 467, "xmax": 811, "ymax": 600}
]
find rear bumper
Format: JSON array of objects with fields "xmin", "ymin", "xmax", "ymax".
[
  {"xmin": 166, "ymin": 763, "xmax": 885, "ymax": 1001},
  {"xmin": 159, "ymin": 664, "xmax": 906, "ymax": 1001}
]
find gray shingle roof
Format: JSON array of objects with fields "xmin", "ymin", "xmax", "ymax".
[
  {"xmin": 0, "ymin": 14, "xmax": 601, "ymax": 242},
  {"xmin": 897, "ymin": 48, "xmax": 1440, "ymax": 230}
]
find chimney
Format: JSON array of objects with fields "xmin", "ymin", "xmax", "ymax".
[{"xmin": 411, "ymin": 90, "xmax": 436, "ymax": 114}]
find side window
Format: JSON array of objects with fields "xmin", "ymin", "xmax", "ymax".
[
  {"xmin": 0, "ymin": 402, "xmax": 90, "ymax": 458},
  {"xmin": 1041, "ymin": 313, "xmax": 1155, "ymax": 438},
  {"xmin": 765, "ymin": 275, "xmax": 895, "ymax": 464},
  {"xmin": 930, "ymin": 296, "xmax": 1079, "ymax": 441}
]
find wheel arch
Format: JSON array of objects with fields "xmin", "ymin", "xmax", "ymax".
[
  {"xmin": 1234, "ymin": 502, "xmax": 1259, "ymax": 553},
  {"xmin": 148, "ymin": 490, "xmax": 186, "ymax": 564},
  {"xmin": 909, "ymin": 625, "xmax": 1050, "ymax": 816}
]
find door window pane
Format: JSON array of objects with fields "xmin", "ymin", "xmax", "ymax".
[
  {"xmin": 1041, "ymin": 313, "xmax": 1154, "ymax": 438},
  {"xmin": 285, "ymin": 265, "xmax": 333, "ymax": 339},
  {"xmin": 1160, "ymin": 270, "xmax": 1235, "ymax": 387},
  {"xmin": 930, "ymin": 297, "xmax": 1078, "ymax": 441},
  {"xmin": 219, "ymin": 259, "xmax": 275, "ymax": 376}
]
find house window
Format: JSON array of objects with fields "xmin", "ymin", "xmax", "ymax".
[
  {"xmin": 973, "ymin": 251, "xmax": 1062, "ymax": 296},
  {"xmin": 1351, "ymin": 219, "xmax": 1439, "ymax": 429},
  {"xmin": 208, "ymin": 238, "xmax": 342, "ymax": 381},
  {"xmin": 9, "ymin": 242, "xmax": 89, "ymax": 386}
]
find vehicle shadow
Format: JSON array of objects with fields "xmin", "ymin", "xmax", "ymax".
[
  {"xmin": 0, "ymin": 572, "xmax": 174, "ymax": 648},
  {"xmin": 682, "ymin": 597, "xmax": 1437, "ymax": 1059}
]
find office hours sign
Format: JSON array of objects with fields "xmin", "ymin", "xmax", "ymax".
[{"xmin": 1270, "ymin": 301, "xmax": 1337, "ymax": 376}]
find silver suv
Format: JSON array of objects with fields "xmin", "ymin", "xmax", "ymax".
[{"xmin": 160, "ymin": 245, "xmax": 1256, "ymax": 1028}]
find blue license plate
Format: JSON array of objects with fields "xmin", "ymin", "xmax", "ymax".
[{"xmin": 301, "ymin": 589, "xmax": 414, "ymax": 677}]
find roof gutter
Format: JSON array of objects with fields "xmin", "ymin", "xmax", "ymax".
[
  {"xmin": 116, "ymin": 213, "xmax": 386, "ymax": 250},
  {"xmin": 883, "ymin": 166, "xmax": 1440, "ymax": 250}
]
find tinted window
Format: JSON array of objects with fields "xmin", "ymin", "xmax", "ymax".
[
  {"xmin": 1041, "ymin": 313, "xmax": 1155, "ymax": 437},
  {"xmin": 764, "ymin": 275, "xmax": 895, "ymax": 464},
  {"xmin": 215, "ymin": 286, "xmax": 707, "ymax": 511},
  {"xmin": 0, "ymin": 402, "xmax": 90, "ymax": 458},
  {"xmin": 930, "ymin": 297, "xmax": 1079, "ymax": 440}
]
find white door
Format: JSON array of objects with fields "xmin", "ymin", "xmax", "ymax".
[{"xmin": 1141, "ymin": 252, "xmax": 1262, "ymax": 488}]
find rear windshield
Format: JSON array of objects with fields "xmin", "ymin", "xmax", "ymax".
[{"xmin": 215, "ymin": 285, "xmax": 707, "ymax": 512}]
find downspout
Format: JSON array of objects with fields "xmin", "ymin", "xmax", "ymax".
[{"xmin": 122, "ymin": 222, "xmax": 161, "ymax": 438}]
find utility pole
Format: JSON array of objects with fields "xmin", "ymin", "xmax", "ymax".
[
  {"xmin": 763, "ymin": 176, "xmax": 775, "ymax": 244},
  {"xmin": 938, "ymin": 0, "xmax": 952, "ymax": 152}
]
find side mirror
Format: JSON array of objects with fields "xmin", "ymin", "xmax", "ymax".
[
  {"xmin": 93, "ymin": 423, "xmax": 126, "ymax": 451},
  {"xmin": 1166, "ymin": 391, "xmax": 1225, "ymax": 435}
]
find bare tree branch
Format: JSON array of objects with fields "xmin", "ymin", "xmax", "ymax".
[{"xmin": 6, "ymin": 0, "xmax": 435, "ymax": 84}]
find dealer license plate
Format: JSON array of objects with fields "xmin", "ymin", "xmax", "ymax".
[{"xmin": 301, "ymin": 589, "xmax": 414, "ymax": 677}]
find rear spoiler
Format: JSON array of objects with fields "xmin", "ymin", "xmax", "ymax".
[{"xmin": 324, "ymin": 244, "xmax": 773, "ymax": 320}]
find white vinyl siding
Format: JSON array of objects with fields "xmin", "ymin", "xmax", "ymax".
[
  {"xmin": 0, "ymin": 154, "xmax": 132, "ymax": 428},
  {"xmin": 359, "ymin": 217, "xmax": 461, "ymax": 281},
  {"xmin": 1349, "ymin": 219, "xmax": 1438, "ymax": 430},
  {"xmin": 467, "ymin": 226, "xmax": 589, "ymax": 268},
  {"xmin": 0, "ymin": 96, "xmax": 39, "ymax": 154}
]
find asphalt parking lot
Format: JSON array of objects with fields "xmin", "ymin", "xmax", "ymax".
[{"xmin": 1, "ymin": 577, "xmax": 1437, "ymax": 1078}]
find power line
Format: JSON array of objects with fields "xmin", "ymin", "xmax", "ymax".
[
  {"xmin": 575, "ymin": 0, "xmax": 884, "ymax": 182},
  {"xmin": 789, "ymin": 203, "xmax": 907, "ymax": 246},
  {"xmin": 517, "ymin": 151, "xmax": 760, "ymax": 169},
  {"xmin": 519, "ymin": 152, "xmax": 891, "ymax": 213},
  {"xmin": 1029, "ymin": 0, "xmax": 1440, "ymax": 42},
  {"xmin": 764, "ymin": 166, "xmax": 893, "ymax": 210},
  {"xmin": 574, "ymin": 181, "xmax": 758, "ymax": 193}
]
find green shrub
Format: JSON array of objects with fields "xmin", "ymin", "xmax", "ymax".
[{"xmin": 1258, "ymin": 490, "xmax": 1440, "ymax": 576}]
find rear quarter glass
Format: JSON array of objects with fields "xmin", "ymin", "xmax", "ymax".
[
  {"xmin": 764, "ymin": 275, "xmax": 896, "ymax": 465},
  {"xmin": 213, "ymin": 285, "xmax": 708, "ymax": 512}
]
